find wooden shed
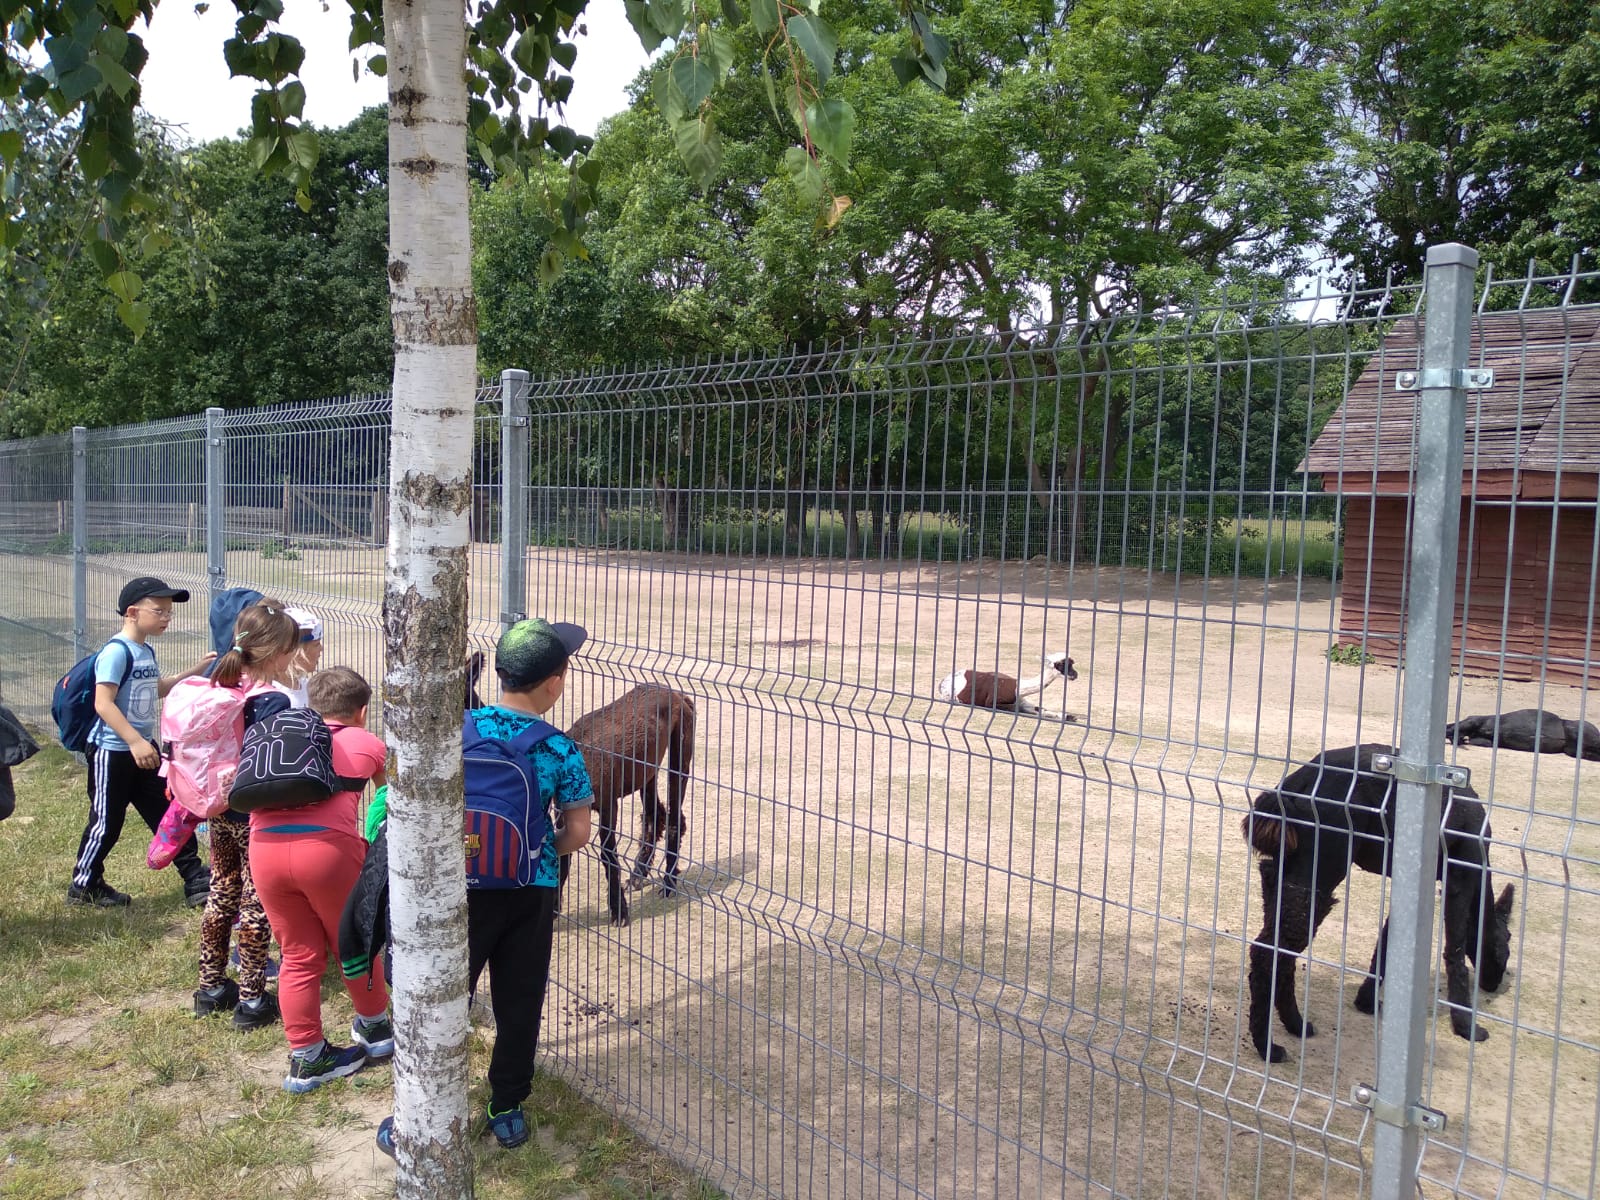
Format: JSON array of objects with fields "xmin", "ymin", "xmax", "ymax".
[{"xmin": 1301, "ymin": 309, "xmax": 1600, "ymax": 688}]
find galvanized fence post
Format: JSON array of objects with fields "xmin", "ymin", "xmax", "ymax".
[
  {"xmin": 499, "ymin": 368, "xmax": 531, "ymax": 630},
  {"xmin": 71, "ymin": 426, "xmax": 88, "ymax": 661},
  {"xmin": 205, "ymin": 407, "xmax": 227, "ymax": 598},
  {"xmin": 1368, "ymin": 242, "xmax": 1479, "ymax": 1200}
]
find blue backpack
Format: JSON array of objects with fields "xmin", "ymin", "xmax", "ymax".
[
  {"xmin": 462, "ymin": 714, "xmax": 559, "ymax": 888},
  {"xmin": 205, "ymin": 587, "xmax": 265, "ymax": 675},
  {"xmin": 53, "ymin": 638, "xmax": 135, "ymax": 753}
]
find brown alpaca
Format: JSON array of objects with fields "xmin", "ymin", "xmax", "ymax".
[{"xmin": 562, "ymin": 684, "xmax": 696, "ymax": 926}]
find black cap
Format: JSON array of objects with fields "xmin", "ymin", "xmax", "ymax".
[
  {"xmin": 494, "ymin": 618, "xmax": 587, "ymax": 689},
  {"xmin": 117, "ymin": 576, "xmax": 191, "ymax": 613}
]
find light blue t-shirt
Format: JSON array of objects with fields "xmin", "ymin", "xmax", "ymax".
[{"xmin": 89, "ymin": 636, "xmax": 160, "ymax": 751}]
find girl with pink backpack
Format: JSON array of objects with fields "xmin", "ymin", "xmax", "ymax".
[{"xmin": 183, "ymin": 601, "xmax": 301, "ymax": 1028}]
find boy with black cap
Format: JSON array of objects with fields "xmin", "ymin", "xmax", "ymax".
[
  {"xmin": 69, "ymin": 576, "xmax": 217, "ymax": 908},
  {"xmin": 375, "ymin": 618, "xmax": 593, "ymax": 1156}
]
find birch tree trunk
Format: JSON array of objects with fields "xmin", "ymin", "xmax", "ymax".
[{"xmin": 381, "ymin": 0, "xmax": 476, "ymax": 1194}]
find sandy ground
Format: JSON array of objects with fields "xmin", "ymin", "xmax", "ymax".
[{"xmin": 2, "ymin": 544, "xmax": 1596, "ymax": 1199}]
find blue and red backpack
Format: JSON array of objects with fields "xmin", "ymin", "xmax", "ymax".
[{"xmin": 462, "ymin": 714, "xmax": 558, "ymax": 888}]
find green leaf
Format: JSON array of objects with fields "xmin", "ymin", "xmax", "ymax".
[
  {"xmin": 762, "ymin": 65, "xmax": 784, "ymax": 123},
  {"xmin": 646, "ymin": 0, "xmax": 685, "ymax": 40},
  {"xmin": 115, "ymin": 298, "xmax": 150, "ymax": 338},
  {"xmin": 538, "ymin": 246, "xmax": 563, "ymax": 284},
  {"xmin": 783, "ymin": 144, "xmax": 823, "ymax": 204},
  {"xmin": 703, "ymin": 28, "xmax": 736, "ymax": 79},
  {"xmin": 78, "ymin": 130, "xmax": 111, "ymax": 180},
  {"xmin": 511, "ymin": 32, "xmax": 550, "ymax": 79},
  {"xmin": 93, "ymin": 27, "xmax": 129, "ymax": 60},
  {"xmin": 87, "ymin": 238, "xmax": 120, "ymax": 276},
  {"xmin": 668, "ymin": 54, "xmax": 717, "ymax": 114},
  {"xmin": 552, "ymin": 41, "xmax": 577, "ymax": 71},
  {"xmin": 367, "ymin": 54, "xmax": 386, "ymax": 77},
  {"xmin": 105, "ymin": 270, "xmax": 141, "ymax": 303},
  {"xmin": 673, "ymin": 114, "xmax": 722, "ymax": 190},
  {"xmin": 280, "ymin": 80, "xmax": 306, "ymax": 118},
  {"xmin": 805, "ymin": 97, "xmax": 854, "ymax": 165},
  {"xmin": 786, "ymin": 15, "xmax": 835, "ymax": 89},
  {"xmin": 623, "ymin": 0, "xmax": 666, "ymax": 53},
  {"xmin": 0, "ymin": 130, "xmax": 19, "ymax": 165},
  {"xmin": 284, "ymin": 129, "xmax": 318, "ymax": 171},
  {"xmin": 57, "ymin": 63, "xmax": 103, "ymax": 104},
  {"xmin": 720, "ymin": 0, "xmax": 743, "ymax": 25},
  {"xmin": 751, "ymin": 0, "xmax": 779, "ymax": 36},
  {"xmin": 247, "ymin": 134, "xmax": 278, "ymax": 172},
  {"xmin": 295, "ymin": 186, "xmax": 311, "ymax": 213},
  {"xmin": 2, "ymin": 219, "xmax": 24, "ymax": 250},
  {"xmin": 889, "ymin": 52, "xmax": 919, "ymax": 86},
  {"xmin": 546, "ymin": 124, "xmax": 580, "ymax": 158},
  {"xmin": 576, "ymin": 157, "xmax": 602, "ymax": 187}
]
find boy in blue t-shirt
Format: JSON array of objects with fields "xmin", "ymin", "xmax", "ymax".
[
  {"xmin": 377, "ymin": 618, "xmax": 593, "ymax": 1157},
  {"xmin": 69, "ymin": 576, "xmax": 217, "ymax": 908}
]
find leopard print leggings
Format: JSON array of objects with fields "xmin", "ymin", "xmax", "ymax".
[{"xmin": 198, "ymin": 817, "xmax": 271, "ymax": 1000}]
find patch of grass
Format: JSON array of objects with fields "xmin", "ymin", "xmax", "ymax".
[
  {"xmin": 0, "ymin": 744, "xmax": 724, "ymax": 1200},
  {"xmin": 1325, "ymin": 641, "xmax": 1377, "ymax": 666}
]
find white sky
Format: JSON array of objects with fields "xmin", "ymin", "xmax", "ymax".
[{"xmin": 135, "ymin": 0, "xmax": 649, "ymax": 144}]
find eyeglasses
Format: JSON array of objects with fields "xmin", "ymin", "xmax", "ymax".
[{"xmin": 136, "ymin": 606, "xmax": 174, "ymax": 619}]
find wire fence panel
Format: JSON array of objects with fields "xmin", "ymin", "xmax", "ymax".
[{"xmin": 0, "ymin": 253, "xmax": 1596, "ymax": 1199}]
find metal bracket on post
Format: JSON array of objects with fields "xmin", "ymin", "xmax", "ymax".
[
  {"xmin": 1351, "ymin": 1084, "xmax": 1448, "ymax": 1134},
  {"xmin": 1370, "ymin": 753, "xmax": 1471, "ymax": 790},
  {"xmin": 499, "ymin": 611, "xmax": 527, "ymax": 627},
  {"xmin": 1395, "ymin": 368, "xmax": 1494, "ymax": 392}
]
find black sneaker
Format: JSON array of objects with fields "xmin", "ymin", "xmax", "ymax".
[
  {"xmin": 183, "ymin": 874, "xmax": 212, "ymax": 908},
  {"xmin": 67, "ymin": 882, "xmax": 131, "ymax": 908},
  {"xmin": 231, "ymin": 991, "xmax": 280, "ymax": 1031},
  {"xmin": 194, "ymin": 979, "xmax": 240, "ymax": 1017},
  {"xmin": 284, "ymin": 1042, "xmax": 368, "ymax": 1094},
  {"xmin": 351, "ymin": 1014, "xmax": 395, "ymax": 1060}
]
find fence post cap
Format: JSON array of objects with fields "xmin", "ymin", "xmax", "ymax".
[{"xmin": 1425, "ymin": 243, "xmax": 1479, "ymax": 269}]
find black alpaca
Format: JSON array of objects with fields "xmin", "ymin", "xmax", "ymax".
[
  {"xmin": 1242, "ymin": 744, "xmax": 1515, "ymax": 1063},
  {"xmin": 563, "ymin": 684, "xmax": 696, "ymax": 926},
  {"xmin": 1446, "ymin": 708, "xmax": 1600, "ymax": 761}
]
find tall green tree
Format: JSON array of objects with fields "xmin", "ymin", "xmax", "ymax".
[{"xmin": 1334, "ymin": 0, "xmax": 1600, "ymax": 290}]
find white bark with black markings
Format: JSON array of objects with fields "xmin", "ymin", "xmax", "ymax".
[{"xmin": 382, "ymin": 1, "xmax": 477, "ymax": 1194}]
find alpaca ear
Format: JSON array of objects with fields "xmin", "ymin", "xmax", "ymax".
[{"xmin": 1495, "ymin": 883, "xmax": 1515, "ymax": 917}]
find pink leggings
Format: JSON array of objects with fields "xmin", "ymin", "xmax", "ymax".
[{"xmin": 250, "ymin": 828, "xmax": 388, "ymax": 1050}]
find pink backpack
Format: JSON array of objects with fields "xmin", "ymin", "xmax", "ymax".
[{"xmin": 159, "ymin": 677, "xmax": 271, "ymax": 817}]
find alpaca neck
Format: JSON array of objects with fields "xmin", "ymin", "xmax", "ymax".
[{"xmin": 1017, "ymin": 670, "xmax": 1061, "ymax": 696}]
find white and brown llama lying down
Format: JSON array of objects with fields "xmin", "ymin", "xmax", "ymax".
[
  {"xmin": 561, "ymin": 683, "xmax": 696, "ymax": 927},
  {"xmin": 936, "ymin": 651, "xmax": 1078, "ymax": 719}
]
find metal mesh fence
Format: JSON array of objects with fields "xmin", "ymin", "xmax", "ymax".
[{"xmin": 0, "ymin": 255, "xmax": 1596, "ymax": 1199}]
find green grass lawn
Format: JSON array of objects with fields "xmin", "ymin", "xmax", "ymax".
[{"xmin": 0, "ymin": 745, "xmax": 723, "ymax": 1200}]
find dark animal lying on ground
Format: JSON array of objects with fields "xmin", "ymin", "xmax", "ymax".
[
  {"xmin": 1446, "ymin": 709, "xmax": 1600, "ymax": 761},
  {"xmin": 562, "ymin": 684, "xmax": 696, "ymax": 926},
  {"xmin": 935, "ymin": 651, "xmax": 1079, "ymax": 719},
  {"xmin": 1241, "ymin": 744, "xmax": 1515, "ymax": 1063}
]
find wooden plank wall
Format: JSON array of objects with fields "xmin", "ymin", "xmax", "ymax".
[{"xmin": 1337, "ymin": 498, "xmax": 1598, "ymax": 687}]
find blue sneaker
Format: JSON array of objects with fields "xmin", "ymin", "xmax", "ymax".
[
  {"xmin": 486, "ymin": 1103, "xmax": 529, "ymax": 1148},
  {"xmin": 283, "ymin": 1042, "xmax": 367, "ymax": 1093},
  {"xmin": 376, "ymin": 1115, "xmax": 396, "ymax": 1158},
  {"xmin": 352, "ymin": 1014, "xmax": 395, "ymax": 1060}
]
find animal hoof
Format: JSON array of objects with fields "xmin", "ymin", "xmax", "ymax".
[
  {"xmin": 1353, "ymin": 989, "xmax": 1376, "ymax": 1015},
  {"xmin": 610, "ymin": 911, "xmax": 630, "ymax": 928},
  {"xmin": 1472, "ymin": 1026, "xmax": 1489, "ymax": 1042},
  {"xmin": 1260, "ymin": 1043, "xmax": 1287, "ymax": 1063},
  {"xmin": 1300, "ymin": 1020, "xmax": 1316, "ymax": 1039}
]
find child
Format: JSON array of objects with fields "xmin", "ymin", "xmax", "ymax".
[
  {"xmin": 69, "ymin": 577, "xmax": 215, "ymax": 909},
  {"xmin": 373, "ymin": 618, "xmax": 594, "ymax": 1155},
  {"xmin": 274, "ymin": 607, "xmax": 324, "ymax": 708},
  {"xmin": 251, "ymin": 666, "xmax": 393, "ymax": 1092},
  {"xmin": 192, "ymin": 600, "xmax": 299, "ymax": 1029}
]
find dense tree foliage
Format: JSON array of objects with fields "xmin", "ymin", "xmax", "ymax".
[{"xmin": 5, "ymin": 0, "xmax": 1597, "ymax": 438}]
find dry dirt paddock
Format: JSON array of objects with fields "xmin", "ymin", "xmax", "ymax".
[{"xmin": 8, "ymin": 545, "xmax": 1597, "ymax": 1199}]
